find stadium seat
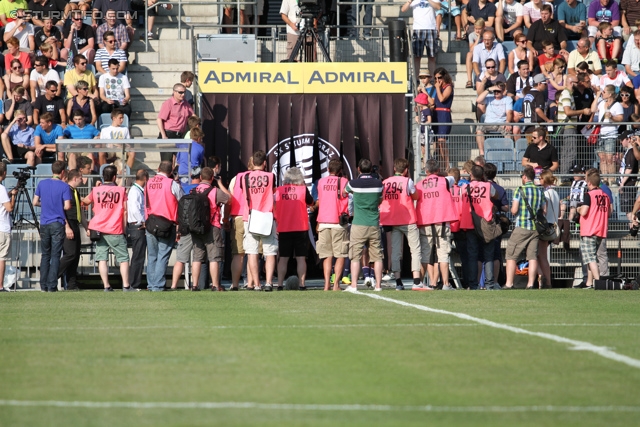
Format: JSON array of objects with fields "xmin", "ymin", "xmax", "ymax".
[
  {"xmin": 485, "ymin": 137, "xmax": 513, "ymax": 151},
  {"xmin": 98, "ymin": 113, "xmax": 130, "ymax": 130},
  {"xmin": 617, "ymin": 64, "xmax": 626, "ymax": 73},
  {"xmin": 485, "ymin": 149, "xmax": 515, "ymax": 172},
  {"xmin": 35, "ymin": 164, "xmax": 52, "ymax": 176},
  {"xmin": 502, "ymin": 41, "xmax": 516, "ymax": 58},
  {"xmin": 87, "ymin": 64, "xmax": 96, "ymax": 75},
  {"xmin": 515, "ymin": 138, "xmax": 528, "ymax": 152}
]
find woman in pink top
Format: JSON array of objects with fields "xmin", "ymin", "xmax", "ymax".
[{"xmin": 4, "ymin": 36, "xmax": 31, "ymax": 75}]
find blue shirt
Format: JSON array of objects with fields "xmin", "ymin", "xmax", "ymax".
[
  {"xmin": 8, "ymin": 124, "xmax": 35, "ymax": 147},
  {"xmin": 34, "ymin": 124, "xmax": 64, "ymax": 145},
  {"xmin": 176, "ymin": 141, "xmax": 205, "ymax": 176},
  {"xmin": 632, "ymin": 74, "xmax": 640, "ymax": 89},
  {"xmin": 63, "ymin": 124, "xmax": 100, "ymax": 139},
  {"xmin": 35, "ymin": 178, "xmax": 72, "ymax": 225},
  {"xmin": 557, "ymin": 1, "xmax": 587, "ymax": 25}
]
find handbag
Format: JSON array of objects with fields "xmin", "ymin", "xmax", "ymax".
[
  {"xmin": 518, "ymin": 187, "xmax": 557, "ymax": 241},
  {"xmin": 245, "ymin": 173, "xmax": 274, "ymax": 237},
  {"xmin": 89, "ymin": 229, "xmax": 102, "ymax": 242},
  {"xmin": 466, "ymin": 185, "xmax": 502, "ymax": 243},
  {"xmin": 587, "ymin": 125, "xmax": 601, "ymax": 145}
]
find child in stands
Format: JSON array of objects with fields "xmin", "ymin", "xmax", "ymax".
[{"xmin": 596, "ymin": 22, "xmax": 623, "ymax": 63}]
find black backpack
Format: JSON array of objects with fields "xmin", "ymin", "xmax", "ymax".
[{"xmin": 178, "ymin": 185, "xmax": 214, "ymax": 235}]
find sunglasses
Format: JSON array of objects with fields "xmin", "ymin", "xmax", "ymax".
[
  {"xmin": 486, "ymin": 66, "xmax": 496, "ymax": 69},
  {"xmin": 72, "ymin": 17, "xmax": 82, "ymax": 21},
  {"xmin": 78, "ymin": 87, "xmax": 88, "ymax": 91},
  {"xmin": 621, "ymin": 93, "xmax": 631, "ymax": 97},
  {"xmin": 175, "ymin": 90, "xmax": 186, "ymax": 94},
  {"xmin": 12, "ymin": 66, "xmax": 21, "ymax": 70},
  {"xmin": 79, "ymin": 62, "xmax": 87, "ymax": 66},
  {"xmin": 105, "ymin": 39, "xmax": 115, "ymax": 43}
]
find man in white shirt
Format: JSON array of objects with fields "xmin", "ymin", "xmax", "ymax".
[
  {"xmin": 127, "ymin": 169, "xmax": 148, "ymax": 290},
  {"xmin": 280, "ymin": 0, "xmax": 301, "ymax": 59},
  {"xmin": 621, "ymin": 29, "xmax": 640, "ymax": 77},
  {"xmin": 30, "ymin": 55, "xmax": 60, "ymax": 100},
  {"xmin": 402, "ymin": 0, "xmax": 442, "ymax": 78},
  {"xmin": 472, "ymin": 30, "xmax": 507, "ymax": 76},
  {"xmin": 496, "ymin": 0, "xmax": 524, "ymax": 42},
  {"xmin": 600, "ymin": 61, "xmax": 633, "ymax": 89},
  {"xmin": 0, "ymin": 163, "xmax": 16, "ymax": 292},
  {"xmin": 99, "ymin": 108, "xmax": 133, "ymax": 168},
  {"xmin": 567, "ymin": 37, "xmax": 603, "ymax": 75},
  {"xmin": 3, "ymin": 9, "xmax": 35, "ymax": 51}
]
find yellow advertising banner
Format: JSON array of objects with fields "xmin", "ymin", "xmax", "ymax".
[{"xmin": 198, "ymin": 62, "xmax": 407, "ymax": 94}]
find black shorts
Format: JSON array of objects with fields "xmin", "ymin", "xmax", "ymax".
[
  {"xmin": 278, "ymin": 230, "xmax": 310, "ymax": 258},
  {"xmin": 12, "ymin": 145, "xmax": 30, "ymax": 159}
]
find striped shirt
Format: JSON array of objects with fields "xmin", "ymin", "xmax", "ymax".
[
  {"xmin": 96, "ymin": 23, "xmax": 130, "ymax": 48},
  {"xmin": 513, "ymin": 182, "xmax": 545, "ymax": 230},
  {"xmin": 345, "ymin": 174, "xmax": 383, "ymax": 226},
  {"xmin": 95, "ymin": 48, "xmax": 128, "ymax": 71},
  {"xmin": 557, "ymin": 89, "xmax": 577, "ymax": 125}
]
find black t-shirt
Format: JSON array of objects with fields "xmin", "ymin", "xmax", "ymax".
[
  {"xmin": 523, "ymin": 143, "xmax": 559, "ymax": 169},
  {"xmin": 572, "ymin": 87, "xmax": 594, "ymax": 130},
  {"xmin": 526, "ymin": 19, "xmax": 568, "ymax": 51},
  {"xmin": 28, "ymin": 0, "xmax": 68, "ymax": 21},
  {"xmin": 522, "ymin": 89, "xmax": 547, "ymax": 132},
  {"xmin": 466, "ymin": 0, "xmax": 497, "ymax": 21},
  {"xmin": 33, "ymin": 95, "xmax": 65, "ymax": 124},
  {"xmin": 34, "ymin": 26, "xmax": 62, "ymax": 50},
  {"xmin": 63, "ymin": 24, "xmax": 95, "ymax": 52},
  {"xmin": 622, "ymin": 147, "xmax": 639, "ymax": 186},
  {"xmin": 93, "ymin": 0, "xmax": 132, "ymax": 26},
  {"xmin": 506, "ymin": 73, "xmax": 533, "ymax": 98}
]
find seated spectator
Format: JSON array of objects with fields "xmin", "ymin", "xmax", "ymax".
[
  {"xmin": 62, "ymin": 10, "xmax": 96, "ymax": 64},
  {"xmin": 463, "ymin": 0, "xmax": 496, "ymax": 36},
  {"xmin": 522, "ymin": 126, "xmax": 559, "ymax": 171},
  {"xmin": 4, "ymin": 86, "xmax": 33, "ymax": 125},
  {"xmin": 98, "ymin": 58, "xmax": 131, "ymax": 116},
  {"xmin": 590, "ymin": 84, "xmax": 624, "ymax": 180},
  {"xmin": 96, "ymin": 9, "xmax": 130, "ymax": 50},
  {"xmin": 588, "ymin": 0, "xmax": 622, "ymax": 44},
  {"xmin": 537, "ymin": 40, "xmax": 564, "ymax": 72},
  {"xmin": 69, "ymin": 0, "xmax": 92, "ymax": 13},
  {"xmin": 181, "ymin": 71, "xmax": 195, "ymax": 107},
  {"xmin": 30, "ymin": 55, "xmax": 61, "ymax": 100},
  {"xmin": 507, "ymin": 60, "xmax": 534, "ymax": 99},
  {"xmin": 476, "ymin": 58, "xmax": 507, "ymax": 116},
  {"xmin": 1, "ymin": 110, "xmax": 35, "ymax": 166},
  {"xmin": 0, "ymin": 0, "xmax": 27, "ymax": 27},
  {"xmin": 92, "ymin": 0, "xmax": 135, "ymax": 42},
  {"xmin": 34, "ymin": 17, "xmax": 62, "ymax": 54},
  {"xmin": 99, "ymin": 108, "xmax": 133, "ymax": 168},
  {"xmin": 476, "ymin": 82, "xmax": 514, "ymax": 155},
  {"xmin": 67, "ymin": 80, "xmax": 97, "ymax": 126},
  {"xmin": 558, "ymin": 0, "xmax": 588, "ymax": 40},
  {"xmin": 508, "ymin": 32, "xmax": 535, "ymax": 75},
  {"xmin": 3, "ymin": 8, "xmax": 34, "ymax": 51},
  {"xmin": 64, "ymin": 54, "xmax": 99, "ymax": 100},
  {"xmin": 496, "ymin": 0, "xmax": 524, "ymax": 42},
  {"xmin": 176, "ymin": 127, "xmax": 205, "ymax": 188},
  {"xmin": 95, "ymin": 31, "xmax": 127, "ymax": 74},
  {"xmin": 547, "ymin": 57, "xmax": 568, "ymax": 104},
  {"xmin": 596, "ymin": 21, "xmax": 623, "ymax": 61},
  {"xmin": 465, "ymin": 19, "xmax": 485, "ymax": 88},
  {"xmin": 34, "ymin": 112, "xmax": 65, "ymax": 163},
  {"xmin": 600, "ymin": 60, "xmax": 633, "ymax": 91},
  {"xmin": 568, "ymin": 37, "xmax": 603, "ymax": 75},
  {"xmin": 436, "ymin": 0, "xmax": 462, "ymax": 41},
  {"xmin": 4, "ymin": 59, "xmax": 28, "ymax": 100},
  {"xmin": 33, "ymin": 80, "xmax": 66, "ymax": 125},
  {"xmin": 621, "ymin": 0, "xmax": 640, "ymax": 41},
  {"xmin": 523, "ymin": 0, "xmax": 553, "ymax": 29},
  {"xmin": 63, "ymin": 109, "xmax": 100, "ymax": 169},
  {"xmin": 4, "ymin": 36, "xmax": 31, "ymax": 74},
  {"xmin": 39, "ymin": 42, "xmax": 60, "ymax": 68},
  {"xmin": 622, "ymin": 29, "xmax": 640, "ymax": 78},
  {"xmin": 472, "ymin": 30, "xmax": 506, "ymax": 78},
  {"xmin": 29, "ymin": 0, "xmax": 70, "ymax": 29},
  {"xmin": 527, "ymin": 4, "xmax": 569, "ymax": 55},
  {"xmin": 576, "ymin": 60, "xmax": 603, "ymax": 89}
]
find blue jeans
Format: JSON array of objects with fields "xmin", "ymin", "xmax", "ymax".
[
  {"xmin": 146, "ymin": 229, "xmax": 175, "ymax": 291},
  {"xmin": 467, "ymin": 231, "xmax": 495, "ymax": 290},
  {"xmin": 40, "ymin": 222, "xmax": 65, "ymax": 291},
  {"xmin": 347, "ymin": 0, "xmax": 373, "ymax": 37}
]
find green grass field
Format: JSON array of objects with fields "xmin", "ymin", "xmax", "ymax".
[{"xmin": 1, "ymin": 289, "xmax": 640, "ymax": 426}]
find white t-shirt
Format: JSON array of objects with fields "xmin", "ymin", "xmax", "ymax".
[
  {"xmin": 98, "ymin": 72, "xmax": 130, "ymax": 102},
  {"xmin": 590, "ymin": 73, "xmax": 600, "ymax": 89},
  {"xmin": 280, "ymin": 0, "xmax": 301, "ymax": 35},
  {"xmin": 600, "ymin": 71, "xmax": 630, "ymax": 89},
  {"xmin": 0, "ymin": 185, "xmax": 11, "ymax": 233},
  {"xmin": 622, "ymin": 44, "xmax": 640, "ymax": 73},
  {"xmin": 100, "ymin": 125, "xmax": 130, "ymax": 140},
  {"xmin": 5, "ymin": 21, "xmax": 34, "ymax": 50},
  {"xmin": 410, "ymin": 0, "xmax": 441, "ymax": 30},
  {"xmin": 30, "ymin": 68, "xmax": 60, "ymax": 98},
  {"xmin": 501, "ymin": 0, "xmax": 524, "ymax": 26},
  {"xmin": 597, "ymin": 99, "xmax": 624, "ymax": 136},
  {"xmin": 523, "ymin": 1, "xmax": 553, "ymax": 23},
  {"xmin": 544, "ymin": 187, "xmax": 559, "ymax": 225}
]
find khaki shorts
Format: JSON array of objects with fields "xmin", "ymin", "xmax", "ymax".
[
  {"xmin": 391, "ymin": 224, "xmax": 422, "ymax": 273},
  {"xmin": 316, "ymin": 226, "xmax": 349, "ymax": 259},
  {"xmin": 0, "ymin": 232, "xmax": 10, "ymax": 260},
  {"xmin": 244, "ymin": 221, "xmax": 278, "ymax": 256},
  {"xmin": 419, "ymin": 224, "xmax": 452, "ymax": 264},
  {"xmin": 230, "ymin": 216, "xmax": 245, "ymax": 255},
  {"xmin": 192, "ymin": 226, "xmax": 224, "ymax": 263},
  {"xmin": 175, "ymin": 233, "xmax": 193, "ymax": 263},
  {"xmin": 505, "ymin": 227, "xmax": 539, "ymax": 261},
  {"xmin": 349, "ymin": 225, "xmax": 383, "ymax": 262},
  {"xmin": 95, "ymin": 234, "xmax": 129, "ymax": 263}
]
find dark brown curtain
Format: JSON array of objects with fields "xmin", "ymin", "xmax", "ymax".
[{"xmin": 201, "ymin": 93, "xmax": 406, "ymax": 181}]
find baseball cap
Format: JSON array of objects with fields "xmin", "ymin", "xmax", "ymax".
[
  {"xmin": 619, "ymin": 130, "xmax": 634, "ymax": 141},
  {"xmin": 569, "ymin": 163, "xmax": 585, "ymax": 174},
  {"xmin": 533, "ymin": 74, "xmax": 547, "ymax": 84},
  {"xmin": 415, "ymin": 92, "xmax": 429, "ymax": 105}
]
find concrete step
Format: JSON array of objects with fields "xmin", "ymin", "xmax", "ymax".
[{"xmin": 130, "ymin": 122, "xmax": 159, "ymax": 138}]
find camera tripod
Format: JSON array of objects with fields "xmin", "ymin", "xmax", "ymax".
[
  {"xmin": 12, "ymin": 181, "xmax": 40, "ymax": 232},
  {"xmin": 287, "ymin": 17, "xmax": 331, "ymax": 63}
]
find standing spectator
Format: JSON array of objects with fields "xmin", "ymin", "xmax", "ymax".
[
  {"xmin": 64, "ymin": 55, "xmax": 99, "ymax": 100},
  {"xmin": 379, "ymin": 158, "xmax": 421, "ymax": 291},
  {"xmin": 484, "ymin": 163, "xmax": 509, "ymax": 284},
  {"xmin": 621, "ymin": 0, "xmax": 640, "ymax": 41},
  {"xmin": 343, "ymin": 158, "xmax": 383, "ymax": 292},
  {"xmin": 507, "ymin": 59, "xmax": 534, "ymax": 100},
  {"xmin": 3, "ymin": 8, "xmax": 35, "ymax": 51},
  {"xmin": 476, "ymin": 83, "xmax": 513, "ymax": 155},
  {"xmin": 576, "ymin": 171, "xmax": 610, "ymax": 288},
  {"xmin": 280, "ymin": 0, "xmax": 301, "ymax": 58},
  {"xmin": 504, "ymin": 166, "xmax": 546, "ymax": 289},
  {"xmin": 433, "ymin": 67, "xmax": 453, "ymax": 169},
  {"xmin": 617, "ymin": 85, "xmax": 639, "ymax": 133},
  {"xmin": 523, "ymin": 0, "xmax": 554, "ymax": 29},
  {"xmin": 176, "ymin": 127, "xmax": 205, "ymax": 188},
  {"xmin": 156, "ymin": 83, "xmax": 194, "ymax": 161},
  {"xmin": 95, "ymin": 31, "xmax": 127, "ymax": 74},
  {"xmin": 464, "ymin": 18, "xmax": 485, "ymax": 89},
  {"xmin": 63, "ymin": 11, "xmax": 96, "ymax": 65},
  {"xmin": 30, "ymin": 56, "xmax": 61, "ymax": 100},
  {"xmin": 522, "ymin": 74, "xmax": 551, "ymax": 134},
  {"xmin": 527, "ymin": 4, "xmax": 569, "ymax": 54},
  {"xmin": 34, "ymin": 112, "xmax": 65, "ymax": 163},
  {"xmin": 98, "ymin": 58, "xmax": 131, "ymax": 116},
  {"xmin": 622, "ymin": 30, "xmax": 640, "ymax": 78},
  {"xmin": 0, "ymin": 163, "xmax": 16, "ymax": 292},
  {"xmin": 472, "ymin": 30, "xmax": 507, "ymax": 77},
  {"xmin": 66, "ymin": 80, "xmax": 97, "ymax": 126},
  {"xmin": 463, "ymin": 0, "xmax": 496, "ymax": 35},
  {"xmin": 146, "ymin": 161, "xmax": 183, "ymax": 292},
  {"xmin": 348, "ymin": 0, "xmax": 373, "ymax": 38},
  {"xmin": 596, "ymin": 21, "xmax": 623, "ymax": 61},
  {"xmin": 508, "ymin": 34, "xmax": 535, "ymax": 75},
  {"xmin": 4, "ymin": 59, "xmax": 29, "ymax": 100},
  {"xmin": 591, "ymin": 84, "xmax": 624, "ymax": 181},
  {"xmin": 401, "ymin": 0, "xmax": 441, "ymax": 78},
  {"xmin": 96, "ymin": 9, "xmax": 130, "ymax": 50},
  {"xmin": 496, "ymin": 0, "xmax": 524, "ymax": 42},
  {"xmin": 315, "ymin": 159, "xmax": 349, "ymax": 291},
  {"xmin": 558, "ymin": 74, "xmax": 592, "ymax": 175},
  {"xmin": 1, "ymin": 110, "xmax": 35, "ymax": 166},
  {"xmin": 33, "ymin": 80, "xmax": 66, "ymax": 125},
  {"xmin": 587, "ymin": 0, "xmax": 622, "ymax": 44},
  {"xmin": 32, "ymin": 160, "xmax": 72, "ymax": 292},
  {"xmin": 567, "ymin": 37, "xmax": 603, "ymax": 75},
  {"xmin": 28, "ymin": 0, "xmax": 69, "ymax": 29},
  {"xmin": 57, "ymin": 168, "xmax": 85, "ymax": 291},
  {"xmin": 34, "ymin": 17, "xmax": 63, "ymax": 53},
  {"xmin": 573, "ymin": 72, "xmax": 596, "ymax": 156},
  {"xmin": 537, "ymin": 170, "xmax": 559, "ymax": 288},
  {"xmin": 83, "ymin": 165, "xmax": 131, "ymax": 291},
  {"xmin": 618, "ymin": 131, "xmax": 639, "ymax": 225},
  {"xmin": 181, "ymin": 71, "xmax": 195, "ymax": 107},
  {"xmin": 558, "ymin": 0, "xmax": 588, "ymax": 40},
  {"xmin": 191, "ymin": 167, "xmax": 231, "ymax": 292},
  {"xmin": 522, "ymin": 127, "xmax": 559, "ymax": 171},
  {"xmin": 274, "ymin": 167, "xmax": 313, "ymax": 291},
  {"xmin": 127, "ymin": 169, "xmax": 148, "ymax": 290},
  {"xmin": 241, "ymin": 150, "xmax": 278, "ymax": 291},
  {"xmin": 5, "ymin": 36, "xmax": 31, "ymax": 74},
  {"xmin": 4, "ymin": 86, "xmax": 33, "ymax": 124}
]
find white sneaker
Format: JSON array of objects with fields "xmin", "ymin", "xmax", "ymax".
[
  {"xmin": 363, "ymin": 277, "xmax": 373, "ymax": 288},
  {"xmin": 343, "ymin": 286, "xmax": 357, "ymax": 293},
  {"xmin": 382, "ymin": 274, "xmax": 392, "ymax": 281},
  {"xmin": 373, "ymin": 287, "xmax": 382, "ymax": 292},
  {"xmin": 442, "ymin": 285, "xmax": 456, "ymax": 290}
]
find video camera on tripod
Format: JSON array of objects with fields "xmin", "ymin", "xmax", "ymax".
[
  {"xmin": 286, "ymin": 0, "xmax": 330, "ymax": 62},
  {"xmin": 13, "ymin": 166, "xmax": 36, "ymax": 188}
]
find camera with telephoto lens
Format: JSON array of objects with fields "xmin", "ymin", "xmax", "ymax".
[
  {"xmin": 630, "ymin": 212, "xmax": 640, "ymax": 237},
  {"xmin": 13, "ymin": 167, "xmax": 33, "ymax": 187},
  {"xmin": 299, "ymin": 0, "xmax": 322, "ymax": 19}
]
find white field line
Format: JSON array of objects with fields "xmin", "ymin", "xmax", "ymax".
[
  {"xmin": 353, "ymin": 291, "xmax": 640, "ymax": 369},
  {"xmin": 0, "ymin": 400, "xmax": 639, "ymax": 413}
]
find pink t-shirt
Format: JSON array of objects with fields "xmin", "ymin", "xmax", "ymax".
[
  {"xmin": 5, "ymin": 51, "xmax": 32, "ymax": 71},
  {"xmin": 87, "ymin": 184, "xmax": 127, "ymax": 235},
  {"xmin": 158, "ymin": 97, "xmax": 194, "ymax": 133}
]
